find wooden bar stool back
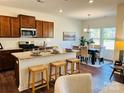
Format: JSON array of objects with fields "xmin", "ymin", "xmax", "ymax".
[
  {"xmin": 49, "ymin": 60, "xmax": 67, "ymax": 83},
  {"xmin": 66, "ymin": 58, "xmax": 80, "ymax": 74},
  {"xmin": 28, "ymin": 64, "xmax": 49, "ymax": 93}
]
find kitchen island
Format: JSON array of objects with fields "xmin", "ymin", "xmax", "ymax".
[{"xmin": 12, "ymin": 51, "xmax": 76, "ymax": 91}]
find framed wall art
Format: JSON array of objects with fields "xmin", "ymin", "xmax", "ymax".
[{"xmin": 63, "ymin": 32, "xmax": 76, "ymax": 41}]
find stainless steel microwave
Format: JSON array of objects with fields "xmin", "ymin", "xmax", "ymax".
[{"xmin": 20, "ymin": 28, "xmax": 37, "ymax": 37}]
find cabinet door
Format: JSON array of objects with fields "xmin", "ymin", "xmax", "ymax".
[
  {"xmin": 0, "ymin": 16, "xmax": 11, "ymax": 37},
  {"xmin": 48, "ymin": 22, "xmax": 54, "ymax": 38},
  {"xmin": 36, "ymin": 20, "xmax": 43, "ymax": 37},
  {"xmin": 42, "ymin": 21, "xmax": 54, "ymax": 38},
  {"xmin": 43, "ymin": 21, "xmax": 49, "ymax": 38},
  {"xmin": 19, "ymin": 15, "xmax": 35, "ymax": 28},
  {"xmin": 10, "ymin": 17, "xmax": 20, "ymax": 37}
]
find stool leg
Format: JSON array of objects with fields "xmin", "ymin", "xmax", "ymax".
[
  {"xmin": 28, "ymin": 70, "xmax": 31, "ymax": 88},
  {"xmin": 66, "ymin": 62, "xmax": 69, "ymax": 74},
  {"xmin": 78, "ymin": 62, "xmax": 80, "ymax": 73},
  {"xmin": 59, "ymin": 67, "xmax": 61, "ymax": 76},
  {"xmin": 32, "ymin": 72, "xmax": 35, "ymax": 93},
  {"xmin": 64, "ymin": 64, "xmax": 67, "ymax": 75},
  {"xmin": 49, "ymin": 64, "xmax": 52, "ymax": 82},
  {"xmin": 71, "ymin": 63, "xmax": 74, "ymax": 74},
  {"xmin": 45, "ymin": 69, "xmax": 49, "ymax": 90},
  {"xmin": 110, "ymin": 68, "xmax": 115, "ymax": 79},
  {"xmin": 55, "ymin": 67, "xmax": 58, "ymax": 80},
  {"xmin": 41, "ymin": 72, "xmax": 43, "ymax": 84}
]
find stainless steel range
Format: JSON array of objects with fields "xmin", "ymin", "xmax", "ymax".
[{"xmin": 18, "ymin": 41, "xmax": 38, "ymax": 51}]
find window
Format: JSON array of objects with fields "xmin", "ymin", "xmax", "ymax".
[
  {"xmin": 102, "ymin": 27, "xmax": 116, "ymax": 50},
  {"xmin": 89, "ymin": 27, "xmax": 116, "ymax": 50},
  {"xmin": 89, "ymin": 28, "xmax": 100, "ymax": 45}
]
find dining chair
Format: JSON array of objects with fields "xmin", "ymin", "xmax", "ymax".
[
  {"xmin": 72, "ymin": 45, "xmax": 80, "ymax": 50},
  {"xmin": 80, "ymin": 46, "xmax": 89, "ymax": 64},
  {"xmin": 72, "ymin": 46, "xmax": 80, "ymax": 58},
  {"xmin": 54, "ymin": 73, "xmax": 92, "ymax": 93},
  {"xmin": 88, "ymin": 44, "xmax": 94, "ymax": 48},
  {"xmin": 93, "ymin": 45, "xmax": 101, "ymax": 50},
  {"xmin": 93, "ymin": 45, "xmax": 104, "ymax": 64},
  {"xmin": 110, "ymin": 60, "xmax": 124, "ymax": 79}
]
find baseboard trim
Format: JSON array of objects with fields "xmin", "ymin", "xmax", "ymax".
[{"xmin": 104, "ymin": 59, "xmax": 113, "ymax": 63}]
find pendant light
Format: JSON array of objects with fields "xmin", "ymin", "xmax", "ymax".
[{"xmin": 83, "ymin": 14, "xmax": 91, "ymax": 33}]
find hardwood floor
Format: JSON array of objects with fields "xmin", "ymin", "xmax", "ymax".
[
  {"xmin": 0, "ymin": 63, "xmax": 123, "ymax": 93},
  {"xmin": 0, "ymin": 70, "xmax": 19, "ymax": 93}
]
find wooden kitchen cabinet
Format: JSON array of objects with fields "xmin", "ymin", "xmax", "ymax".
[
  {"xmin": 35, "ymin": 20, "xmax": 43, "ymax": 37},
  {"xmin": 48, "ymin": 22, "xmax": 54, "ymax": 38},
  {"xmin": 10, "ymin": 17, "xmax": 20, "ymax": 37},
  {"xmin": 0, "ymin": 16, "xmax": 11, "ymax": 37},
  {"xmin": 19, "ymin": 14, "xmax": 35, "ymax": 28},
  {"xmin": 42, "ymin": 21, "xmax": 54, "ymax": 38},
  {"xmin": 42, "ymin": 21, "xmax": 49, "ymax": 38}
]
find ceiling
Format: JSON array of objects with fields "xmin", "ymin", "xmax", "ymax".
[{"xmin": 0, "ymin": 0, "xmax": 124, "ymax": 20}]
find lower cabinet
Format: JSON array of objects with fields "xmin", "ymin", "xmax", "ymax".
[
  {"xmin": 0, "ymin": 53, "xmax": 15, "ymax": 71},
  {"xmin": 0, "ymin": 49, "xmax": 23, "ymax": 71},
  {"xmin": 0, "ymin": 52, "xmax": 20, "ymax": 88}
]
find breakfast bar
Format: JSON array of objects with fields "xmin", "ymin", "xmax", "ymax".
[{"xmin": 12, "ymin": 51, "xmax": 76, "ymax": 92}]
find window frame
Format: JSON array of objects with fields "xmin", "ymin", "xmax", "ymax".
[{"xmin": 89, "ymin": 27, "xmax": 116, "ymax": 50}]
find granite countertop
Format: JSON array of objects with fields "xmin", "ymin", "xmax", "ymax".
[
  {"xmin": 12, "ymin": 51, "xmax": 33, "ymax": 60},
  {"xmin": 0, "ymin": 48, "xmax": 23, "ymax": 51},
  {"xmin": 12, "ymin": 50, "xmax": 75, "ymax": 60}
]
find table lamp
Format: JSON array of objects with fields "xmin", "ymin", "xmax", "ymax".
[
  {"xmin": 115, "ymin": 40, "xmax": 124, "ymax": 62},
  {"xmin": 115, "ymin": 40, "xmax": 124, "ymax": 50}
]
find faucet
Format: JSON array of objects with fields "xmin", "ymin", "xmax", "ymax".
[{"xmin": 43, "ymin": 41, "xmax": 47, "ymax": 52}]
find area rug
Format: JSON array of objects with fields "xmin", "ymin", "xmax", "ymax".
[
  {"xmin": 99, "ymin": 81, "xmax": 124, "ymax": 93},
  {"xmin": 81, "ymin": 60, "xmax": 111, "ymax": 68}
]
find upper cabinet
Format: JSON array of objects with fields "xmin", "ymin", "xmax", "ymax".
[
  {"xmin": 10, "ymin": 17, "xmax": 20, "ymax": 37},
  {"xmin": 43, "ymin": 21, "xmax": 54, "ymax": 38},
  {"xmin": 19, "ymin": 15, "xmax": 35, "ymax": 28},
  {"xmin": 0, "ymin": 14, "xmax": 54, "ymax": 38},
  {"xmin": 35, "ymin": 20, "xmax": 43, "ymax": 38},
  {"xmin": 48, "ymin": 22, "xmax": 54, "ymax": 38},
  {"xmin": 36, "ymin": 20, "xmax": 54, "ymax": 38},
  {"xmin": 0, "ymin": 16, "xmax": 11, "ymax": 37}
]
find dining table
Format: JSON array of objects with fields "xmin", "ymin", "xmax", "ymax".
[
  {"xmin": 74, "ymin": 47, "xmax": 100, "ymax": 65},
  {"xmin": 88, "ymin": 48, "xmax": 100, "ymax": 65}
]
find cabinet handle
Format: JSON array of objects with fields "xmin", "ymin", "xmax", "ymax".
[{"xmin": 16, "ymin": 61, "xmax": 19, "ymax": 64}]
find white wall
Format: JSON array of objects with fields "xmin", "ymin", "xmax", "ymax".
[
  {"xmin": 82, "ymin": 16, "xmax": 116, "ymax": 60},
  {"xmin": 0, "ymin": 5, "xmax": 82, "ymax": 49},
  {"xmin": 114, "ymin": 3, "xmax": 124, "ymax": 61},
  {"xmin": 82, "ymin": 16, "xmax": 116, "ymax": 28}
]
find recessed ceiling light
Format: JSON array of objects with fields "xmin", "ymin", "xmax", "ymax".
[
  {"xmin": 37, "ymin": 0, "xmax": 45, "ymax": 3},
  {"xmin": 59, "ymin": 9, "xmax": 63, "ymax": 13},
  {"xmin": 89, "ymin": 0, "xmax": 94, "ymax": 3},
  {"xmin": 64, "ymin": 0, "xmax": 69, "ymax": 1},
  {"xmin": 88, "ymin": 14, "xmax": 91, "ymax": 17}
]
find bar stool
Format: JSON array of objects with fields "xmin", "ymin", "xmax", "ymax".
[
  {"xmin": 66, "ymin": 58, "xmax": 80, "ymax": 74},
  {"xmin": 28, "ymin": 64, "xmax": 49, "ymax": 93},
  {"xmin": 49, "ymin": 60, "xmax": 67, "ymax": 83}
]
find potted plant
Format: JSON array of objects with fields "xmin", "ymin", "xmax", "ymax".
[
  {"xmin": 80, "ymin": 36, "xmax": 88, "ymax": 46},
  {"xmin": 80, "ymin": 36, "xmax": 94, "ymax": 46},
  {"xmin": 87, "ymin": 38, "xmax": 94, "ymax": 45}
]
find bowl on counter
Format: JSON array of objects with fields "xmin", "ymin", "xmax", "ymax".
[
  {"xmin": 31, "ymin": 50, "xmax": 41, "ymax": 56},
  {"xmin": 51, "ymin": 49, "xmax": 60, "ymax": 54}
]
